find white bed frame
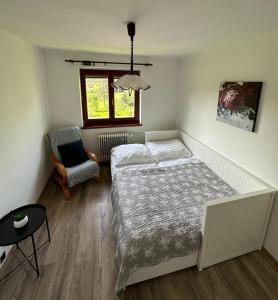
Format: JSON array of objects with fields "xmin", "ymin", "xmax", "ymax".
[{"xmin": 126, "ymin": 130, "xmax": 275, "ymax": 286}]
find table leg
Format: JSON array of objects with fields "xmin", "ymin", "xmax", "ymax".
[
  {"xmin": 45, "ymin": 213, "xmax": 51, "ymax": 243},
  {"xmin": 31, "ymin": 234, "xmax": 39, "ymax": 277}
]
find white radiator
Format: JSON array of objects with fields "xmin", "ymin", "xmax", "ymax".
[{"xmin": 98, "ymin": 132, "xmax": 129, "ymax": 161}]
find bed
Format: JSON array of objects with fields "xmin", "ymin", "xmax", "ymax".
[{"xmin": 111, "ymin": 130, "xmax": 275, "ymax": 294}]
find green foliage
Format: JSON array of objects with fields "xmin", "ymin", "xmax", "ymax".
[
  {"xmin": 14, "ymin": 213, "xmax": 26, "ymax": 222},
  {"xmin": 86, "ymin": 78, "xmax": 134, "ymax": 119}
]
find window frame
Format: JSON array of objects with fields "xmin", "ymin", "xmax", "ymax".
[{"xmin": 80, "ymin": 69, "xmax": 141, "ymax": 128}]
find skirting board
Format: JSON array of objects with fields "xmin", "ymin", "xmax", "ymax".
[
  {"xmin": 262, "ymin": 247, "xmax": 278, "ymax": 266},
  {"xmin": 0, "ymin": 246, "xmax": 12, "ymax": 270}
]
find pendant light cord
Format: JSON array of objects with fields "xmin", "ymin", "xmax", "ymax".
[
  {"xmin": 130, "ymin": 37, "xmax": 134, "ymax": 74},
  {"xmin": 127, "ymin": 22, "xmax": 136, "ymax": 74}
]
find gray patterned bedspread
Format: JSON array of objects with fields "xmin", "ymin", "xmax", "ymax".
[{"xmin": 112, "ymin": 159, "xmax": 238, "ymax": 293}]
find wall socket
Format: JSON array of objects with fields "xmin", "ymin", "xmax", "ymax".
[{"xmin": 0, "ymin": 251, "xmax": 6, "ymax": 264}]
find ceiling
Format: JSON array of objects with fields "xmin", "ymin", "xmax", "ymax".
[{"xmin": 0, "ymin": 0, "xmax": 278, "ymax": 56}]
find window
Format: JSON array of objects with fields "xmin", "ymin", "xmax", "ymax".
[{"xmin": 80, "ymin": 69, "xmax": 141, "ymax": 128}]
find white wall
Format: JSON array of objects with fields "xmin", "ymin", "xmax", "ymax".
[
  {"xmin": 0, "ymin": 30, "xmax": 52, "ymax": 256},
  {"xmin": 177, "ymin": 36, "xmax": 278, "ymax": 260},
  {"xmin": 44, "ymin": 50, "xmax": 179, "ymax": 154}
]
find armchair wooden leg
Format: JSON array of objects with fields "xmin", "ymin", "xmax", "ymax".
[
  {"xmin": 55, "ymin": 176, "xmax": 70, "ymax": 199},
  {"xmin": 50, "ymin": 153, "xmax": 70, "ymax": 199},
  {"xmin": 96, "ymin": 175, "xmax": 100, "ymax": 183},
  {"xmin": 62, "ymin": 184, "xmax": 70, "ymax": 199}
]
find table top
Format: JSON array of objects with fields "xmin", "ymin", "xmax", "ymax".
[{"xmin": 0, "ymin": 204, "xmax": 46, "ymax": 246}]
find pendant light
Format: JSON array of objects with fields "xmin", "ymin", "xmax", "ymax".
[{"xmin": 112, "ymin": 22, "xmax": 151, "ymax": 93}]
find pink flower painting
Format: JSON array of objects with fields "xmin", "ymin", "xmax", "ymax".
[{"xmin": 216, "ymin": 81, "xmax": 262, "ymax": 132}]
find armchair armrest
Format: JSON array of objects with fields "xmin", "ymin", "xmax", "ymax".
[
  {"xmin": 50, "ymin": 153, "xmax": 70, "ymax": 198},
  {"xmin": 51, "ymin": 153, "xmax": 67, "ymax": 182},
  {"xmin": 86, "ymin": 151, "xmax": 99, "ymax": 165}
]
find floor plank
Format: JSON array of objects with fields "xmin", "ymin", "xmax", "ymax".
[{"xmin": 0, "ymin": 165, "xmax": 277, "ymax": 300}]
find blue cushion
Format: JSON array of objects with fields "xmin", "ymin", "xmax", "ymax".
[{"xmin": 58, "ymin": 140, "xmax": 89, "ymax": 167}]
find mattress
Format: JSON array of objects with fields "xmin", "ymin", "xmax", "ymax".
[{"xmin": 111, "ymin": 158, "xmax": 238, "ymax": 293}]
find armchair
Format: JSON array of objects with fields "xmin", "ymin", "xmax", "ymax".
[{"xmin": 48, "ymin": 126, "xmax": 100, "ymax": 199}]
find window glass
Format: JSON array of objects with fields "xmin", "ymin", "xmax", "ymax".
[
  {"xmin": 114, "ymin": 81, "xmax": 135, "ymax": 118},
  {"xmin": 85, "ymin": 77, "xmax": 109, "ymax": 119}
]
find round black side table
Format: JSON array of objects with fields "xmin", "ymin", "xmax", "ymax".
[{"xmin": 0, "ymin": 204, "xmax": 51, "ymax": 282}]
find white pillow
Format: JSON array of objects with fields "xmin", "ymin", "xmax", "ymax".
[
  {"xmin": 111, "ymin": 144, "xmax": 155, "ymax": 166},
  {"xmin": 146, "ymin": 139, "xmax": 192, "ymax": 162}
]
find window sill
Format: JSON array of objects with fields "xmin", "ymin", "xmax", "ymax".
[{"xmin": 82, "ymin": 123, "xmax": 142, "ymax": 129}]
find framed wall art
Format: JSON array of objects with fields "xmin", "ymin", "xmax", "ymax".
[{"xmin": 216, "ymin": 81, "xmax": 262, "ymax": 132}]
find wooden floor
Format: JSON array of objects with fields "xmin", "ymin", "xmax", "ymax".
[{"xmin": 0, "ymin": 165, "xmax": 277, "ymax": 300}]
